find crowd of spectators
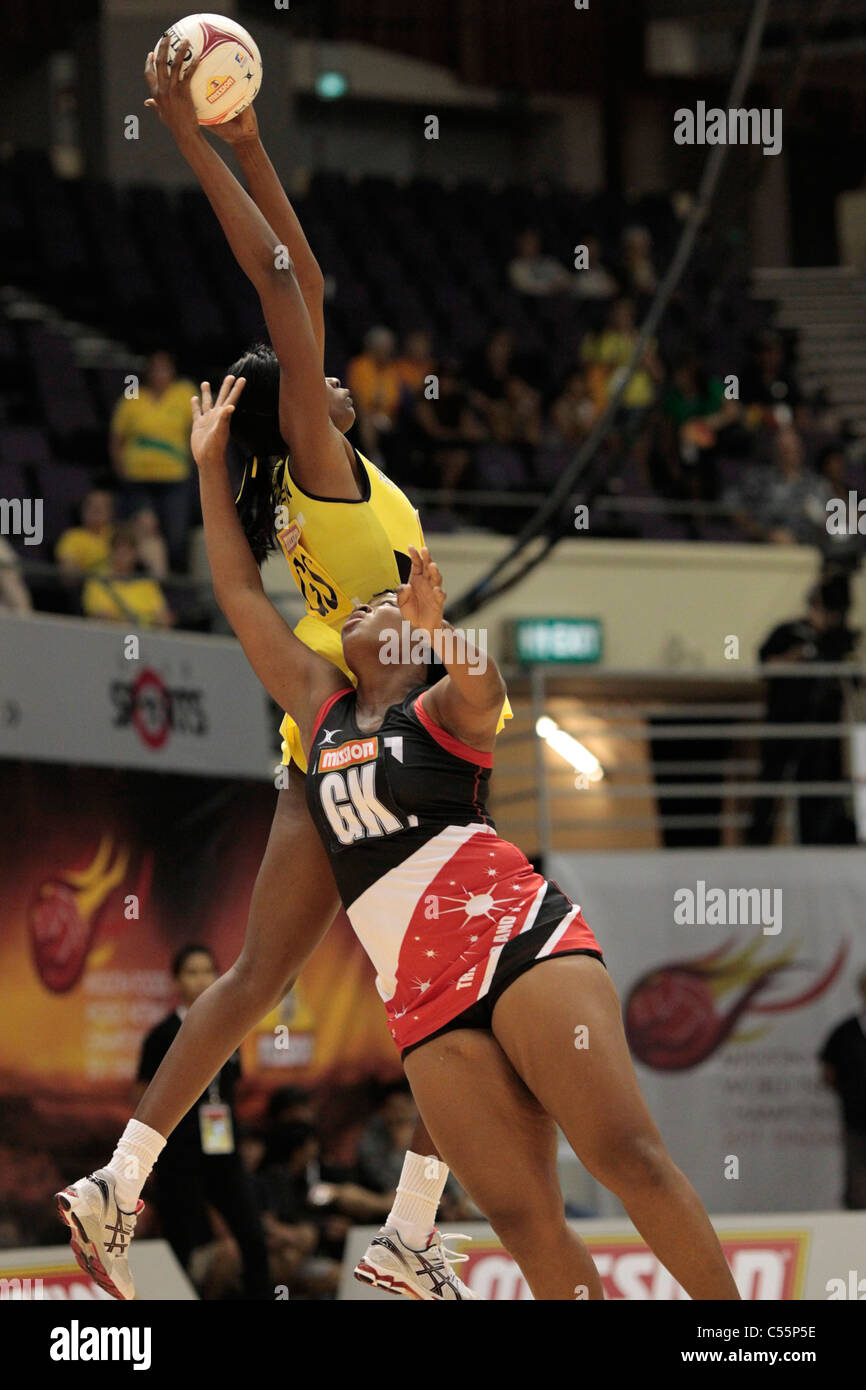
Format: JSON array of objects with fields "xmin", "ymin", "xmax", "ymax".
[{"xmin": 2, "ymin": 219, "xmax": 863, "ymax": 628}]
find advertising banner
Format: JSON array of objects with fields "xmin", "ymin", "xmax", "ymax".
[
  {"xmin": 0, "ymin": 761, "xmax": 401, "ymax": 1247},
  {"xmin": 0, "ymin": 612, "xmax": 275, "ymax": 778},
  {"xmin": 0, "ymin": 1242, "xmax": 195, "ymax": 1301},
  {"xmin": 339, "ymin": 1213, "xmax": 866, "ymax": 1300},
  {"xmin": 547, "ymin": 848, "xmax": 866, "ymax": 1215}
]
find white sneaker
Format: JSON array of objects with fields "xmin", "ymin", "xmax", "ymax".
[
  {"xmin": 354, "ymin": 1226, "xmax": 478, "ymax": 1301},
  {"xmin": 56, "ymin": 1169, "xmax": 142, "ymax": 1301}
]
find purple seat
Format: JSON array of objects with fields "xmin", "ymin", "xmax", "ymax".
[
  {"xmin": 0, "ymin": 462, "xmax": 28, "ymax": 499},
  {"xmin": 33, "ymin": 462, "xmax": 93, "ymax": 544},
  {"xmin": 475, "ymin": 445, "xmax": 529, "ymax": 491},
  {"xmin": 638, "ymin": 514, "xmax": 690, "ymax": 541},
  {"xmin": 533, "ymin": 445, "xmax": 572, "ymax": 486},
  {"xmin": 0, "ymin": 426, "xmax": 51, "ymax": 468}
]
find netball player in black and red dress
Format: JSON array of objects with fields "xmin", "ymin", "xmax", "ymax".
[{"xmin": 175, "ymin": 377, "xmax": 741, "ymax": 1301}]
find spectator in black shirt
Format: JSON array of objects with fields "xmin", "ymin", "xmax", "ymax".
[
  {"xmin": 747, "ymin": 575, "xmax": 857, "ymax": 845},
  {"xmin": 818, "ymin": 968, "xmax": 866, "ymax": 1209},
  {"xmin": 740, "ymin": 330, "xmax": 803, "ymax": 426},
  {"xmin": 136, "ymin": 943, "xmax": 269, "ymax": 1299}
]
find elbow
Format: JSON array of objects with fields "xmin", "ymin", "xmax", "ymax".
[
  {"xmin": 265, "ymin": 247, "xmax": 298, "ymax": 281},
  {"xmin": 469, "ymin": 668, "xmax": 506, "ymax": 712},
  {"xmin": 298, "ymin": 260, "xmax": 325, "ymax": 301}
]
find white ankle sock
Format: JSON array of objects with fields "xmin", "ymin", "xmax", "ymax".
[
  {"xmin": 105, "ymin": 1119, "xmax": 167, "ymax": 1212},
  {"xmin": 387, "ymin": 1150, "xmax": 449, "ymax": 1249}
]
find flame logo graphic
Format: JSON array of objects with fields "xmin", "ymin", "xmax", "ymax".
[
  {"xmin": 624, "ymin": 936, "xmax": 849, "ymax": 1071},
  {"xmin": 29, "ymin": 836, "xmax": 147, "ymax": 993}
]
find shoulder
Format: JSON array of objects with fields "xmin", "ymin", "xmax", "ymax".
[{"xmin": 411, "ymin": 685, "xmax": 495, "ymax": 767}]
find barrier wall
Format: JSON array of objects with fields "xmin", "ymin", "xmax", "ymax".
[{"xmin": 340, "ymin": 1213, "xmax": 866, "ymax": 1301}]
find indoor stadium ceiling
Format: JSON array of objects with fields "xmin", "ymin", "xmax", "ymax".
[{"xmin": 252, "ymin": 0, "xmax": 637, "ymax": 93}]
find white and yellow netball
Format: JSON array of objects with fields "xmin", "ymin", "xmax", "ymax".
[{"xmin": 158, "ymin": 13, "xmax": 262, "ymax": 125}]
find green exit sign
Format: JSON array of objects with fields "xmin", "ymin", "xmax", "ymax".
[{"xmin": 512, "ymin": 617, "xmax": 603, "ymax": 665}]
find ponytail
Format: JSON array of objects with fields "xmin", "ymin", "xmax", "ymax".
[
  {"xmin": 226, "ymin": 343, "xmax": 286, "ymax": 567},
  {"xmin": 235, "ymin": 453, "xmax": 283, "ymax": 567}
]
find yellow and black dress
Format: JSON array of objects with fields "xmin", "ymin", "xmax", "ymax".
[{"xmin": 270, "ymin": 449, "xmax": 510, "ymax": 771}]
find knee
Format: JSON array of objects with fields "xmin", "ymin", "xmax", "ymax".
[
  {"xmin": 590, "ymin": 1132, "xmax": 675, "ymax": 1197},
  {"xmin": 484, "ymin": 1191, "xmax": 566, "ymax": 1253}
]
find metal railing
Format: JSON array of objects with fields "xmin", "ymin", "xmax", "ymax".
[{"xmin": 495, "ymin": 661, "xmax": 866, "ymax": 852}]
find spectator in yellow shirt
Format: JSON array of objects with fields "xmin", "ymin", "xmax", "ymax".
[
  {"xmin": 347, "ymin": 326, "xmax": 401, "ymax": 464},
  {"xmin": 55, "ymin": 489, "xmax": 115, "ymax": 578},
  {"xmin": 581, "ymin": 297, "xmax": 662, "ymax": 413},
  {"xmin": 395, "ymin": 329, "xmax": 435, "ymax": 396},
  {"xmin": 110, "ymin": 350, "xmax": 195, "ymax": 572},
  {"xmin": 83, "ymin": 525, "xmax": 173, "ymax": 629}
]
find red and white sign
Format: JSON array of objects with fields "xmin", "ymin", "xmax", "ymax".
[{"xmin": 458, "ymin": 1231, "xmax": 808, "ymax": 1301}]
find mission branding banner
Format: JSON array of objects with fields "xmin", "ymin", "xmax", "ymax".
[
  {"xmin": 340, "ymin": 1212, "xmax": 866, "ymax": 1301},
  {"xmin": 547, "ymin": 848, "xmax": 865, "ymax": 1216},
  {"xmin": 0, "ymin": 612, "xmax": 275, "ymax": 778}
]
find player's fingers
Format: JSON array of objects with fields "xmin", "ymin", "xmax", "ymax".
[
  {"xmin": 169, "ymin": 39, "xmax": 191, "ymax": 88},
  {"xmin": 201, "ymin": 381, "xmax": 213, "ymax": 411},
  {"xmin": 227, "ymin": 376, "xmax": 246, "ymax": 405},
  {"xmin": 155, "ymin": 33, "xmax": 170, "ymax": 84},
  {"xmin": 216, "ymin": 375, "xmax": 235, "ymax": 406},
  {"xmin": 191, "ymin": 396, "xmax": 201, "ymax": 421},
  {"xmin": 144, "ymin": 52, "xmax": 158, "ymax": 95}
]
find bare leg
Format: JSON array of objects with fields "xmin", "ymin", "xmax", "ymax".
[
  {"xmin": 409, "ymin": 1115, "xmax": 438, "ymax": 1158},
  {"xmin": 404, "ymin": 1029, "xmax": 604, "ymax": 1300},
  {"xmin": 135, "ymin": 775, "xmax": 339, "ymax": 1138},
  {"xmin": 491, "ymin": 956, "xmax": 740, "ymax": 1300}
]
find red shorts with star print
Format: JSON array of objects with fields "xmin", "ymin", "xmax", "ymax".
[{"xmin": 374, "ymin": 829, "xmax": 603, "ymax": 1057}]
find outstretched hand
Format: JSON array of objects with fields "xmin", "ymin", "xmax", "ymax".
[
  {"xmin": 210, "ymin": 105, "xmax": 259, "ymax": 147},
  {"xmin": 397, "ymin": 545, "xmax": 446, "ymax": 634},
  {"xmin": 144, "ymin": 34, "xmax": 201, "ymax": 143},
  {"xmin": 191, "ymin": 376, "xmax": 246, "ymax": 470}
]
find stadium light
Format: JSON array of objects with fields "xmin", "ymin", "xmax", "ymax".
[
  {"xmin": 315, "ymin": 70, "xmax": 348, "ymax": 100},
  {"xmin": 536, "ymin": 715, "xmax": 604, "ymax": 783}
]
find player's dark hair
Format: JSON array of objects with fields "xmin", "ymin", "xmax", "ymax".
[
  {"xmin": 171, "ymin": 943, "xmax": 216, "ymax": 978},
  {"xmin": 227, "ymin": 343, "xmax": 286, "ymax": 566}
]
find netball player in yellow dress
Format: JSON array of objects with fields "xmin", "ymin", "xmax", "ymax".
[{"xmin": 55, "ymin": 39, "xmax": 503, "ymax": 1301}]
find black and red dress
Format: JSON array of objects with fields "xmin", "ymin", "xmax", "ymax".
[{"xmin": 305, "ymin": 684, "xmax": 604, "ymax": 1056}]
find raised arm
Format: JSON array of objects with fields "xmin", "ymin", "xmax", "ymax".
[
  {"xmin": 191, "ymin": 375, "xmax": 344, "ymax": 739},
  {"xmin": 398, "ymin": 546, "xmax": 506, "ymax": 749},
  {"xmin": 145, "ymin": 38, "xmax": 355, "ymax": 497},
  {"xmin": 212, "ymin": 107, "xmax": 325, "ymax": 364}
]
